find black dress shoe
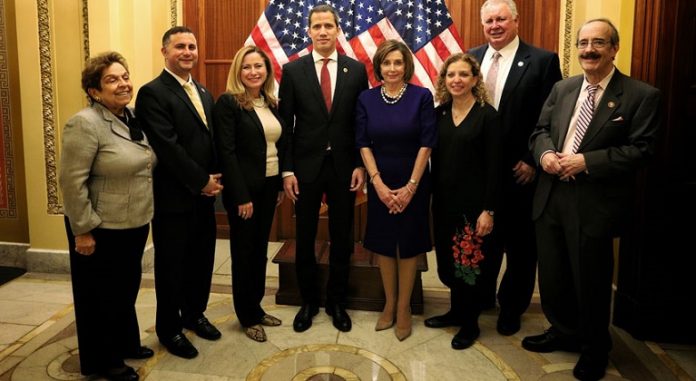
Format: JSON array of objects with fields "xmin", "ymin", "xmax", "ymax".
[
  {"xmin": 496, "ymin": 312, "xmax": 521, "ymax": 336},
  {"xmin": 424, "ymin": 311, "xmax": 461, "ymax": 328},
  {"xmin": 160, "ymin": 333, "xmax": 198, "ymax": 359},
  {"xmin": 325, "ymin": 304, "xmax": 352, "ymax": 332},
  {"xmin": 451, "ymin": 325, "xmax": 480, "ymax": 350},
  {"xmin": 573, "ymin": 353, "xmax": 608, "ymax": 380},
  {"xmin": 522, "ymin": 329, "xmax": 581, "ymax": 353},
  {"xmin": 184, "ymin": 316, "xmax": 221, "ymax": 340},
  {"xmin": 124, "ymin": 346, "xmax": 154, "ymax": 359},
  {"xmin": 99, "ymin": 365, "xmax": 139, "ymax": 381},
  {"xmin": 293, "ymin": 304, "xmax": 319, "ymax": 332}
]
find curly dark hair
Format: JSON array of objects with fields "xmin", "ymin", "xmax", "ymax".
[
  {"xmin": 435, "ymin": 53, "xmax": 489, "ymax": 106},
  {"xmin": 81, "ymin": 51, "xmax": 129, "ymax": 104}
]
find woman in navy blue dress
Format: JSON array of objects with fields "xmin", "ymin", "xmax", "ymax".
[{"xmin": 355, "ymin": 40, "xmax": 437, "ymax": 341}]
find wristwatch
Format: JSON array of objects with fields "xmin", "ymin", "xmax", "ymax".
[{"xmin": 484, "ymin": 210, "xmax": 495, "ymax": 216}]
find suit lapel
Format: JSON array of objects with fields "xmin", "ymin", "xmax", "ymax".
[
  {"xmin": 578, "ymin": 72, "xmax": 624, "ymax": 150},
  {"xmin": 332, "ymin": 55, "xmax": 350, "ymax": 115},
  {"xmin": 246, "ymin": 107, "xmax": 265, "ymax": 138},
  {"xmin": 499, "ymin": 42, "xmax": 531, "ymax": 108},
  {"xmin": 556, "ymin": 77, "xmax": 583, "ymax": 148},
  {"xmin": 97, "ymin": 104, "xmax": 148, "ymax": 146},
  {"xmin": 301, "ymin": 55, "xmax": 329, "ymax": 116},
  {"xmin": 95, "ymin": 104, "xmax": 129, "ymax": 140},
  {"xmin": 161, "ymin": 70, "xmax": 209, "ymax": 130}
]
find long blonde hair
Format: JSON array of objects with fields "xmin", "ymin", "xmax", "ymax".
[
  {"xmin": 225, "ymin": 46, "xmax": 278, "ymax": 110},
  {"xmin": 435, "ymin": 53, "xmax": 490, "ymax": 106}
]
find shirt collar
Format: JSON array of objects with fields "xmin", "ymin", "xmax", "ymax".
[
  {"xmin": 164, "ymin": 67, "xmax": 192, "ymax": 86},
  {"xmin": 488, "ymin": 35, "xmax": 520, "ymax": 60},
  {"xmin": 582, "ymin": 67, "xmax": 616, "ymax": 91},
  {"xmin": 312, "ymin": 49, "xmax": 338, "ymax": 63}
]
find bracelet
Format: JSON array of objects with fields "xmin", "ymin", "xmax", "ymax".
[
  {"xmin": 370, "ymin": 171, "xmax": 381, "ymax": 183},
  {"xmin": 408, "ymin": 178, "xmax": 419, "ymax": 186}
]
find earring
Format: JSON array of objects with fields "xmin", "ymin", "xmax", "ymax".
[{"xmin": 95, "ymin": 96, "xmax": 102, "ymax": 102}]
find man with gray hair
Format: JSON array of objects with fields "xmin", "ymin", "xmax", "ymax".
[{"xmin": 425, "ymin": 0, "xmax": 562, "ymax": 337}]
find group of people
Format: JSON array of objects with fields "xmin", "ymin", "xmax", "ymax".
[{"xmin": 58, "ymin": 1, "xmax": 660, "ymax": 380}]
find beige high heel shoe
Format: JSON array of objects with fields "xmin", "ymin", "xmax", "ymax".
[
  {"xmin": 394, "ymin": 310, "xmax": 412, "ymax": 341},
  {"xmin": 375, "ymin": 316, "xmax": 395, "ymax": 331}
]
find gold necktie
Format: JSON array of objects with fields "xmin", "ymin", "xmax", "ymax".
[{"xmin": 182, "ymin": 82, "xmax": 208, "ymax": 128}]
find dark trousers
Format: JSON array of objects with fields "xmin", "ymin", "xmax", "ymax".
[
  {"xmin": 228, "ymin": 176, "xmax": 279, "ymax": 327},
  {"xmin": 482, "ymin": 179, "xmax": 538, "ymax": 316},
  {"xmin": 65, "ymin": 218, "xmax": 148, "ymax": 375},
  {"xmin": 432, "ymin": 209, "xmax": 497, "ymax": 327},
  {"xmin": 152, "ymin": 197, "xmax": 217, "ymax": 339},
  {"xmin": 535, "ymin": 181, "xmax": 614, "ymax": 355},
  {"xmin": 295, "ymin": 155, "xmax": 355, "ymax": 306}
]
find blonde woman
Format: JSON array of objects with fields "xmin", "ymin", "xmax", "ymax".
[{"xmin": 213, "ymin": 46, "xmax": 286, "ymax": 342}]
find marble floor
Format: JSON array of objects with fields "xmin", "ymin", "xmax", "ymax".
[{"xmin": 1, "ymin": 240, "xmax": 695, "ymax": 380}]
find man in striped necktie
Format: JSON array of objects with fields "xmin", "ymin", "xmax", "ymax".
[{"xmin": 527, "ymin": 18, "xmax": 661, "ymax": 381}]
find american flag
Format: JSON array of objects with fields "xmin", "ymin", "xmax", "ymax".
[{"xmin": 245, "ymin": 0, "xmax": 464, "ymax": 93}]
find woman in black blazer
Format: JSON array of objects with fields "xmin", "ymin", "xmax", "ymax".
[{"xmin": 213, "ymin": 46, "xmax": 286, "ymax": 342}]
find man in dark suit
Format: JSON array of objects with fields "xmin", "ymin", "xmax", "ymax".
[
  {"xmin": 425, "ymin": 0, "xmax": 562, "ymax": 336},
  {"xmin": 279, "ymin": 4, "xmax": 368, "ymax": 333},
  {"xmin": 136, "ymin": 26, "xmax": 223, "ymax": 359},
  {"xmin": 525, "ymin": 19, "xmax": 660, "ymax": 380}
]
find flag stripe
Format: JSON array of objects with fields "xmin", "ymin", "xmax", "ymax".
[{"xmin": 247, "ymin": 1, "xmax": 465, "ymax": 97}]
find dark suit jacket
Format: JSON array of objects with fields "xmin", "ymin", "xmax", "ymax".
[
  {"xmin": 212, "ymin": 93, "xmax": 286, "ymax": 209},
  {"xmin": 530, "ymin": 70, "xmax": 661, "ymax": 236},
  {"xmin": 135, "ymin": 70, "xmax": 217, "ymax": 213},
  {"xmin": 469, "ymin": 40, "xmax": 562, "ymax": 168},
  {"xmin": 278, "ymin": 54, "xmax": 368, "ymax": 183}
]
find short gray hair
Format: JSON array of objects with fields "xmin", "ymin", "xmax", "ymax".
[{"xmin": 480, "ymin": 0, "xmax": 518, "ymax": 21}]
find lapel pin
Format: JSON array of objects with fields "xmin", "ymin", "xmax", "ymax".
[
  {"xmin": 442, "ymin": 111, "xmax": 446, "ymax": 115},
  {"xmin": 607, "ymin": 101, "xmax": 615, "ymax": 108},
  {"xmin": 517, "ymin": 61, "xmax": 524, "ymax": 67},
  {"xmin": 343, "ymin": 67, "xmax": 348, "ymax": 73}
]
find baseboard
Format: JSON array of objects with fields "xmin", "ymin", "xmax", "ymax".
[
  {"xmin": 0, "ymin": 242, "xmax": 155, "ymax": 274},
  {"xmin": 0, "ymin": 241, "xmax": 30, "ymax": 268}
]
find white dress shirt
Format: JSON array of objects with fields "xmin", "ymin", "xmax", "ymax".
[{"xmin": 480, "ymin": 36, "xmax": 520, "ymax": 110}]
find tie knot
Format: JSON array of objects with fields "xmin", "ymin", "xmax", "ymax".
[
  {"xmin": 492, "ymin": 52, "xmax": 501, "ymax": 61},
  {"xmin": 322, "ymin": 58, "xmax": 331, "ymax": 66},
  {"xmin": 586, "ymin": 84, "xmax": 599, "ymax": 95}
]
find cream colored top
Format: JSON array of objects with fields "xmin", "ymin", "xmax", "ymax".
[{"xmin": 253, "ymin": 104, "xmax": 282, "ymax": 176}]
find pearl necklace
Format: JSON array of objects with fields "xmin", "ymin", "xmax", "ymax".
[{"xmin": 380, "ymin": 83, "xmax": 407, "ymax": 105}]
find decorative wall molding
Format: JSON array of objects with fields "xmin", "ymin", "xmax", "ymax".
[
  {"xmin": 170, "ymin": 0, "xmax": 178, "ymax": 27},
  {"xmin": 81, "ymin": 0, "xmax": 90, "ymax": 62},
  {"xmin": 0, "ymin": 0, "xmax": 17, "ymax": 218},
  {"xmin": 37, "ymin": 0, "xmax": 61, "ymax": 215},
  {"xmin": 562, "ymin": 0, "xmax": 574, "ymax": 78}
]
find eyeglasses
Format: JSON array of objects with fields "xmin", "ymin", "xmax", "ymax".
[{"xmin": 576, "ymin": 39, "xmax": 610, "ymax": 49}]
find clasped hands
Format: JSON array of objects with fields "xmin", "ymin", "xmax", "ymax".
[
  {"xmin": 540, "ymin": 152, "xmax": 587, "ymax": 181},
  {"xmin": 376, "ymin": 182, "xmax": 414, "ymax": 214},
  {"xmin": 201, "ymin": 173, "xmax": 223, "ymax": 196}
]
